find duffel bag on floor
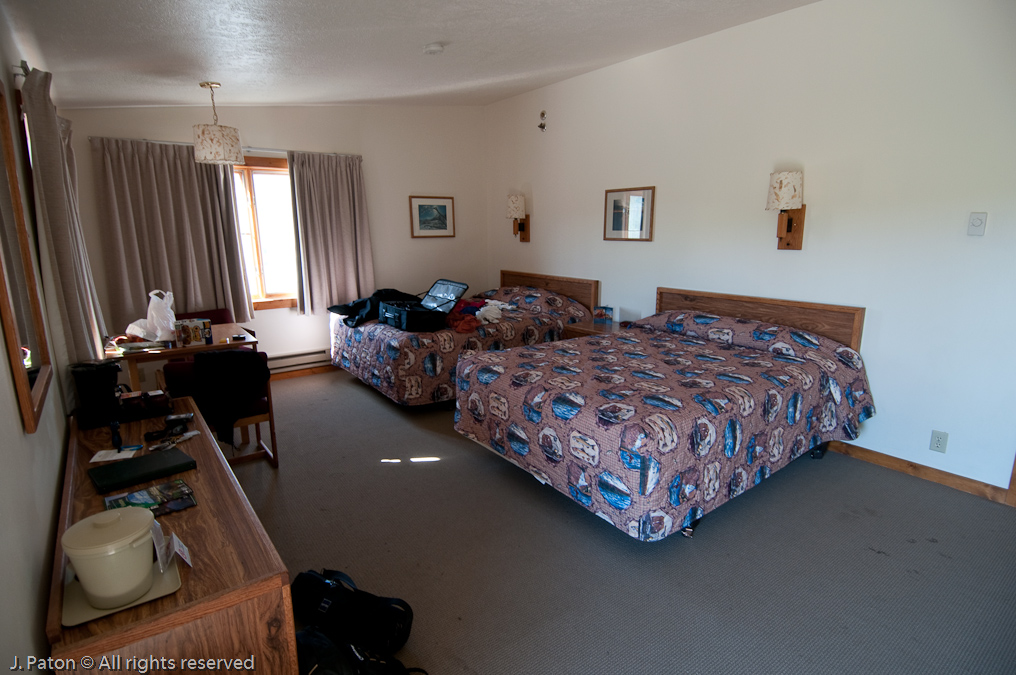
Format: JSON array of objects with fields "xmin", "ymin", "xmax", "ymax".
[{"xmin": 291, "ymin": 569, "xmax": 414, "ymax": 655}]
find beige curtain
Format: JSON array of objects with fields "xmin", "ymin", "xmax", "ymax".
[
  {"xmin": 288, "ymin": 151, "xmax": 375, "ymax": 314},
  {"xmin": 91, "ymin": 137, "xmax": 253, "ymax": 332},
  {"xmin": 22, "ymin": 69, "xmax": 106, "ymax": 363}
]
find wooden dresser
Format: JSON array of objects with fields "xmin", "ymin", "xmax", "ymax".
[{"xmin": 46, "ymin": 397, "xmax": 297, "ymax": 674}]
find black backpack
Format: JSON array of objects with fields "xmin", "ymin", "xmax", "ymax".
[{"xmin": 291, "ymin": 570, "xmax": 415, "ymax": 656}]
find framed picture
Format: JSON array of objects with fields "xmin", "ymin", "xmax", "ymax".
[
  {"xmin": 409, "ymin": 196, "xmax": 455, "ymax": 238},
  {"xmin": 604, "ymin": 186, "xmax": 655, "ymax": 241}
]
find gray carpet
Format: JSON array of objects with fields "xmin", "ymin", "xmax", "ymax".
[{"xmin": 232, "ymin": 369, "xmax": 1016, "ymax": 674}]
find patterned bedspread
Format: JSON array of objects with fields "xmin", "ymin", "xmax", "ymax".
[
  {"xmin": 330, "ymin": 286, "xmax": 592, "ymax": 405},
  {"xmin": 453, "ymin": 311, "xmax": 876, "ymax": 541}
]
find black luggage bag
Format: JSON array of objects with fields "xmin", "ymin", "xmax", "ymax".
[{"xmin": 378, "ymin": 279, "xmax": 468, "ymax": 332}]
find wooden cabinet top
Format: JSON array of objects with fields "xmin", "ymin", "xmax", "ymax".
[{"xmin": 47, "ymin": 397, "xmax": 289, "ymax": 654}]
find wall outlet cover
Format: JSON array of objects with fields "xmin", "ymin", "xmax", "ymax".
[{"xmin": 930, "ymin": 430, "xmax": 948, "ymax": 453}]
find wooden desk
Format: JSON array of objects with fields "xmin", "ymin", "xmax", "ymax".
[
  {"xmin": 46, "ymin": 398, "xmax": 297, "ymax": 673},
  {"xmin": 111, "ymin": 324, "xmax": 258, "ymax": 390}
]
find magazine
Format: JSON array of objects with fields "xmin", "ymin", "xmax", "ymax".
[
  {"xmin": 593, "ymin": 306, "xmax": 614, "ymax": 324},
  {"xmin": 104, "ymin": 479, "xmax": 197, "ymax": 516}
]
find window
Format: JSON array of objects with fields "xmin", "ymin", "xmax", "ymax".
[{"xmin": 233, "ymin": 157, "xmax": 298, "ymax": 309}]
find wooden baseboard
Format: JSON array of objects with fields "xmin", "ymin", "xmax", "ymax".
[
  {"xmin": 828, "ymin": 441, "xmax": 1010, "ymax": 505},
  {"xmin": 1008, "ymin": 454, "xmax": 1016, "ymax": 507},
  {"xmin": 270, "ymin": 365, "xmax": 338, "ymax": 381}
]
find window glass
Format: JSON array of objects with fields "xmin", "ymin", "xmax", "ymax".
[
  {"xmin": 233, "ymin": 161, "xmax": 297, "ymax": 300},
  {"xmin": 251, "ymin": 172, "xmax": 297, "ymax": 296},
  {"xmin": 232, "ymin": 173, "xmax": 261, "ymax": 295}
]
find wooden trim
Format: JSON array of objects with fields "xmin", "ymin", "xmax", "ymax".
[
  {"xmin": 254, "ymin": 297, "xmax": 297, "ymax": 311},
  {"xmin": 828, "ymin": 441, "xmax": 1010, "ymax": 505},
  {"xmin": 1007, "ymin": 450, "xmax": 1016, "ymax": 507},
  {"xmin": 0, "ymin": 80, "xmax": 52, "ymax": 433},
  {"xmin": 655, "ymin": 287, "xmax": 865, "ymax": 350},
  {"xmin": 499, "ymin": 270, "xmax": 600, "ymax": 313},
  {"xmin": 270, "ymin": 365, "xmax": 337, "ymax": 381},
  {"xmin": 241, "ymin": 155, "xmax": 288, "ymax": 169}
]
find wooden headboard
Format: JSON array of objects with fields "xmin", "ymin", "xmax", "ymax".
[
  {"xmin": 655, "ymin": 287, "xmax": 865, "ymax": 350},
  {"xmin": 500, "ymin": 270, "xmax": 600, "ymax": 313}
]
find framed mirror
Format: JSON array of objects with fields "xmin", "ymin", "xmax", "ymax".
[
  {"xmin": 604, "ymin": 186, "xmax": 655, "ymax": 242},
  {"xmin": 0, "ymin": 79, "xmax": 51, "ymax": 433}
]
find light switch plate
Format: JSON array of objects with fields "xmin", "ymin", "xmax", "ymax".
[{"xmin": 967, "ymin": 212, "xmax": 987, "ymax": 236}]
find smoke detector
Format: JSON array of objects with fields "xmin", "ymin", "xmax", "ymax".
[{"xmin": 423, "ymin": 42, "xmax": 445, "ymax": 55}]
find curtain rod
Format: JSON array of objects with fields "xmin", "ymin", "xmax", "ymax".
[{"xmin": 85, "ymin": 137, "xmax": 359, "ymax": 158}]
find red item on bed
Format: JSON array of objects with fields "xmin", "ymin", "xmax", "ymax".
[{"xmin": 446, "ymin": 298, "xmax": 486, "ymax": 332}]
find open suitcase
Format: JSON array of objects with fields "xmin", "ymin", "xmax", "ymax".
[{"xmin": 378, "ymin": 279, "xmax": 468, "ymax": 332}]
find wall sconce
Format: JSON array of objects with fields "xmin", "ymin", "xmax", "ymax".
[
  {"xmin": 538, "ymin": 111, "xmax": 547, "ymax": 132},
  {"xmin": 193, "ymin": 82, "xmax": 244, "ymax": 165},
  {"xmin": 506, "ymin": 194, "xmax": 530, "ymax": 242},
  {"xmin": 766, "ymin": 171, "xmax": 805, "ymax": 250}
]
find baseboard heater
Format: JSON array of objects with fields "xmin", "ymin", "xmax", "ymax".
[{"xmin": 266, "ymin": 349, "xmax": 331, "ymax": 374}]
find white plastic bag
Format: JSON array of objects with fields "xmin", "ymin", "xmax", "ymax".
[{"xmin": 125, "ymin": 290, "xmax": 176, "ymax": 341}]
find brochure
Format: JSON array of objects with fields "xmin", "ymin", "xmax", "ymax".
[{"xmin": 104, "ymin": 479, "xmax": 196, "ymax": 516}]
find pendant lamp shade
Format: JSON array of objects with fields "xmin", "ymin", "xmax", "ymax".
[
  {"xmin": 193, "ymin": 124, "xmax": 243, "ymax": 164},
  {"xmin": 193, "ymin": 82, "xmax": 244, "ymax": 165}
]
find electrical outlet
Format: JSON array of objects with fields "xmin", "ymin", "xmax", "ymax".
[{"xmin": 929, "ymin": 430, "xmax": 948, "ymax": 453}]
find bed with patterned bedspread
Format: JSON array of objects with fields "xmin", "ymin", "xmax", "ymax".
[
  {"xmin": 452, "ymin": 303, "xmax": 876, "ymax": 542},
  {"xmin": 330, "ymin": 285, "xmax": 593, "ymax": 405}
]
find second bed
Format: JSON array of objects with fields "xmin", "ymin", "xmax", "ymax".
[{"xmin": 330, "ymin": 271, "xmax": 599, "ymax": 405}]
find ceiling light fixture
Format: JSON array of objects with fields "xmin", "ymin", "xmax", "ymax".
[
  {"xmin": 193, "ymin": 81, "xmax": 244, "ymax": 165},
  {"xmin": 423, "ymin": 42, "xmax": 445, "ymax": 55}
]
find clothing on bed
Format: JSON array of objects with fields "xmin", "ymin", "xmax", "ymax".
[
  {"xmin": 453, "ymin": 311, "xmax": 876, "ymax": 542},
  {"xmin": 328, "ymin": 289, "xmax": 421, "ymax": 327},
  {"xmin": 330, "ymin": 286, "xmax": 593, "ymax": 405}
]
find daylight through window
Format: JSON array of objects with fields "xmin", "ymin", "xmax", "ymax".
[{"xmin": 233, "ymin": 157, "xmax": 298, "ymax": 304}]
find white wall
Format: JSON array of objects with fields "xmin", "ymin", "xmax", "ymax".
[
  {"xmin": 483, "ymin": 0, "xmax": 1016, "ymax": 487},
  {"xmin": 0, "ymin": 27, "xmax": 70, "ymax": 661},
  {"xmin": 62, "ymin": 104, "xmax": 488, "ymax": 358}
]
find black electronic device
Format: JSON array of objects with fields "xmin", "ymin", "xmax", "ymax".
[
  {"xmin": 87, "ymin": 447, "xmax": 197, "ymax": 494},
  {"xmin": 70, "ymin": 360, "xmax": 122, "ymax": 429}
]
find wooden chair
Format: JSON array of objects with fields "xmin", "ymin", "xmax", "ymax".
[{"xmin": 158, "ymin": 350, "xmax": 278, "ymax": 467}]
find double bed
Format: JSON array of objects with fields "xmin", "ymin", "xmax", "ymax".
[
  {"xmin": 330, "ymin": 271, "xmax": 599, "ymax": 405},
  {"xmin": 453, "ymin": 287, "xmax": 876, "ymax": 542}
]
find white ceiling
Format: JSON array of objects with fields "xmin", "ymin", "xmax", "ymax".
[{"xmin": 1, "ymin": 0, "xmax": 818, "ymax": 109}]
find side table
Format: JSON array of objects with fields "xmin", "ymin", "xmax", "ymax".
[{"xmin": 562, "ymin": 322, "xmax": 625, "ymax": 339}]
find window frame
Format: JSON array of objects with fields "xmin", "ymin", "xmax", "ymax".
[{"xmin": 233, "ymin": 156, "xmax": 297, "ymax": 310}]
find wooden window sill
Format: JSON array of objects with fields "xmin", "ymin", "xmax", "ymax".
[{"xmin": 253, "ymin": 297, "xmax": 297, "ymax": 311}]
